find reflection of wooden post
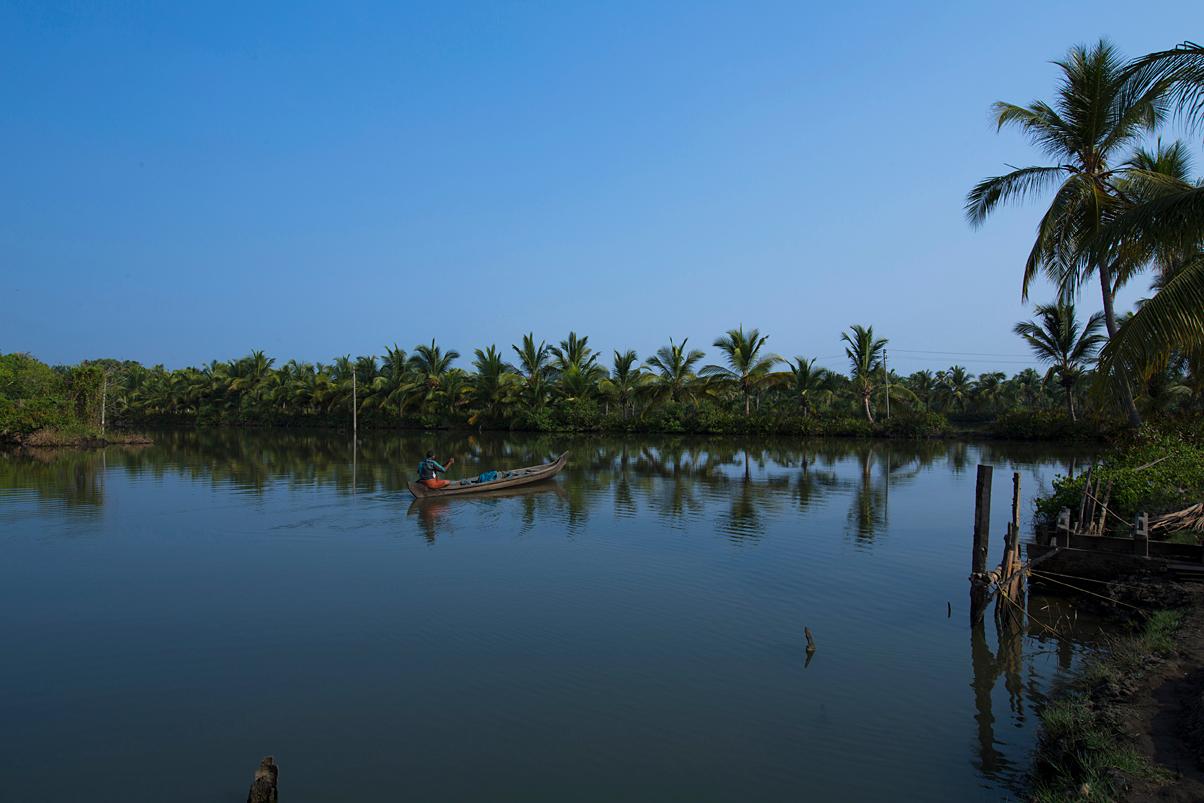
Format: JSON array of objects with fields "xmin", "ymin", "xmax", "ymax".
[
  {"xmin": 970, "ymin": 465, "xmax": 993, "ymax": 623},
  {"xmin": 247, "ymin": 756, "xmax": 278, "ymax": 803}
]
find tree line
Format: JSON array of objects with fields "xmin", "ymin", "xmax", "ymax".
[
  {"xmin": 3, "ymin": 310, "xmax": 1199, "ymax": 441},
  {"xmin": 3, "ymin": 38, "xmax": 1202, "ymax": 442}
]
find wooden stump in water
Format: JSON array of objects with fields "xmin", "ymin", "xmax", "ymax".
[{"xmin": 247, "ymin": 756, "xmax": 278, "ymax": 803}]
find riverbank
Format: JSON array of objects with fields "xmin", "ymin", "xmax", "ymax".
[
  {"xmin": 1030, "ymin": 584, "xmax": 1204, "ymax": 802},
  {"xmin": 2, "ymin": 429, "xmax": 153, "ymax": 448}
]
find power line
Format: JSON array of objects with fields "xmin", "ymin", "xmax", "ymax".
[{"xmin": 889, "ymin": 348, "xmax": 1033, "ymax": 358}]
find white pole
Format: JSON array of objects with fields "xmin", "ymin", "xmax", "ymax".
[
  {"xmin": 100, "ymin": 373, "xmax": 108, "ymax": 434},
  {"xmin": 352, "ymin": 370, "xmax": 357, "ymax": 434},
  {"xmin": 884, "ymin": 348, "xmax": 890, "ymax": 420}
]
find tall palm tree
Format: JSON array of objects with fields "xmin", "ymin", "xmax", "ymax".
[
  {"xmin": 1014, "ymin": 302, "xmax": 1106, "ymax": 421},
  {"xmin": 784, "ymin": 357, "xmax": 830, "ymax": 415},
  {"xmin": 972, "ymin": 371, "xmax": 1008, "ymax": 415},
  {"xmin": 645, "ymin": 338, "xmax": 705, "ymax": 405},
  {"xmin": 936, "ymin": 366, "xmax": 974, "ymax": 414},
  {"xmin": 470, "ymin": 345, "xmax": 516, "ymax": 426},
  {"xmin": 965, "ymin": 40, "xmax": 1169, "ymax": 426},
  {"xmin": 1095, "ymin": 41, "xmax": 1204, "ymax": 383},
  {"xmin": 599, "ymin": 349, "xmax": 644, "ymax": 419},
  {"xmin": 701, "ymin": 326, "xmax": 780, "ymax": 416},
  {"xmin": 907, "ymin": 370, "xmax": 937, "ymax": 412},
  {"xmin": 408, "ymin": 340, "xmax": 459, "ymax": 416},
  {"xmin": 841, "ymin": 324, "xmax": 887, "ymax": 422},
  {"xmin": 512, "ymin": 333, "xmax": 552, "ymax": 411},
  {"xmin": 549, "ymin": 332, "xmax": 601, "ymax": 377}
]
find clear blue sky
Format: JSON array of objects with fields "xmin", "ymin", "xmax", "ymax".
[{"xmin": 1, "ymin": 1, "xmax": 1198, "ymax": 375}]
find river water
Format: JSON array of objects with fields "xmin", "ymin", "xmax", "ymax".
[{"xmin": 0, "ymin": 431, "xmax": 1101, "ymax": 802}]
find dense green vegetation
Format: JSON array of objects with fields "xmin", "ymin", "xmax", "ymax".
[
  {"xmin": 5, "ymin": 314, "xmax": 1198, "ymax": 441},
  {"xmin": 0, "ymin": 353, "xmax": 113, "ymax": 442},
  {"xmin": 1036, "ymin": 424, "xmax": 1204, "ymax": 530},
  {"xmin": 967, "ymin": 39, "xmax": 1204, "ymax": 430}
]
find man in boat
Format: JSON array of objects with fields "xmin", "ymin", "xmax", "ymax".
[{"xmin": 417, "ymin": 451, "xmax": 454, "ymax": 489}]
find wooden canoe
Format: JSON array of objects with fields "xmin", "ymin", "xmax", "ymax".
[{"xmin": 407, "ymin": 452, "xmax": 568, "ymax": 499}]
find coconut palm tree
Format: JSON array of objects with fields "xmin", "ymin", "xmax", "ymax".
[
  {"xmin": 936, "ymin": 366, "xmax": 975, "ymax": 414},
  {"xmin": 965, "ymin": 40, "xmax": 1170, "ymax": 426},
  {"xmin": 972, "ymin": 371, "xmax": 1008, "ymax": 415},
  {"xmin": 550, "ymin": 332, "xmax": 601, "ymax": 377},
  {"xmin": 512, "ymin": 333, "xmax": 552, "ymax": 411},
  {"xmin": 784, "ymin": 357, "xmax": 830, "ymax": 415},
  {"xmin": 599, "ymin": 350, "xmax": 644, "ymax": 419},
  {"xmin": 1014, "ymin": 302, "xmax": 1106, "ymax": 421},
  {"xmin": 369, "ymin": 344, "xmax": 413, "ymax": 420},
  {"xmin": 841, "ymin": 324, "xmax": 887, "ymax": 422},
  {"xmin": 470, "ymin": 345, "xmax": 516, "ymax": 427},
  {"xmin": 1096, "ymin": 42, "xmax": 1204, "ymax": 384},
  {"xmin": 645, "ymin": 338, "xmax": 705, "ymax": 405},
  {"xmin": 407, "ymin": 340, "xmax": 459, "ymax": 415},
  {"xmin": 701, "ymin": 326, "xmax": 780, "ymax": 416},
  {"xmin": 906, "ymin": 370, "xmax": 937, "ymax": 412}
]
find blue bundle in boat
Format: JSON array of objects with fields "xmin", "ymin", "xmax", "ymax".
[{"xmin": 477, "ymin": 470, "xmax": 499, "ymax": 483}]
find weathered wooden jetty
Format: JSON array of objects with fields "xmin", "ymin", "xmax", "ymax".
[{"xmin": 968, "ymin": 464, "xmax": 1204, "ymax": 623}]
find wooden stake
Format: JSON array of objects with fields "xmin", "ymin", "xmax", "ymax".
[
  {"xmin": 1077, "ymin": 468, "xmax": 1093, "ymax": 533},
  {"xmin": 1010, "ymin": 472, "xmax": 1022, "ymax": 570},
  {"xmin": 970, "ymin": 465, "xmax": 993, "ymax": 625},
  {"xmin": 1094, "ymin": 480, "xmax": 1113, "ymax": 535},
  {"xmin": 804, "ymin": 627, "xmax": 816, "ymax": 653},
  {"xmin": 972, "ymin": 465, "xmax": 993, "ymax": 576},
  {"xmin": 247, "ymin": 756, "xmax": 278, "ymax": 803}
]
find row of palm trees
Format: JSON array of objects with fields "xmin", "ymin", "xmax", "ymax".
[
  {"xmin": 99, "ymin": 305, "xmax": 1196, "ymax": 429},
  {"xmin": 967, "ymin": 38, "xmax": 1204, "ymax": 428}
]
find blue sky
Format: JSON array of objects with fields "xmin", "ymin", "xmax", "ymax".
[{"xmin": 1, "ymin": 1, "xmax": 1198, "ymax": 375}]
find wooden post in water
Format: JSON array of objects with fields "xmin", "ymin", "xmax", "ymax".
[
  {"xmin": 997, "ymin": 472, "xmax": 1023, "ymax": 602},
  {"xmin": 970, "ymin": 465, "xmax": 993, "ymax": 623},
  {"xmin": 352, "ymin": 371, "xmax": 357, "ymax": 435},
  {"xmin": 1010, "ymin": 472, "xmax": 1022, "ymax": 572},
  {"xmin": 247, "ymin": 756, "xmax": 278, "ymax": 803}
]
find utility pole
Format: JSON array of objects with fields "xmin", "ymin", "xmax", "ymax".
[
  {"xmin": 884, "ymin": 348, "xmax": 890, "ymax": 420},
  {"xmin": 100, "ymin": 371, "xmax": 108, "ymax": 435},
  {"xmin": 352, "ymin": 370, "xmax": 358, "ymax": 435}
]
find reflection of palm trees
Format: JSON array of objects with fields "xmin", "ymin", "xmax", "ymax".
[
  {"xmin": 847, "ymin": 446, "xmax": 888, "ymax": 540},
  {"xmin": 13, "ymin": 434, "xmax": 1099, "ymax": 559}
]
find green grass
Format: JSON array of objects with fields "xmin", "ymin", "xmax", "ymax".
[{"xmin": 1031, "ymin": 610, "xmax": 1182, "ymax": 801}]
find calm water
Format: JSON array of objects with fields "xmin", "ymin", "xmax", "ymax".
[{"xmin": 0, "ymin": 431, "xmax": 1102, "ymax": 802}]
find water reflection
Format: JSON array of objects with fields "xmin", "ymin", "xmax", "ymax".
[
  {"xmin": 1, "ymin": 431, "xmax": 1091, "ymax": 544},
  {"xmin": 1, "ymin": 430, "xmax": 1106, "ymax": 802}
]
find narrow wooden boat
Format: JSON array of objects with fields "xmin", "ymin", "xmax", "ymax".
[{"xmin": 407, "ymin": 452, "xmax": 568, "ymax": 499}]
